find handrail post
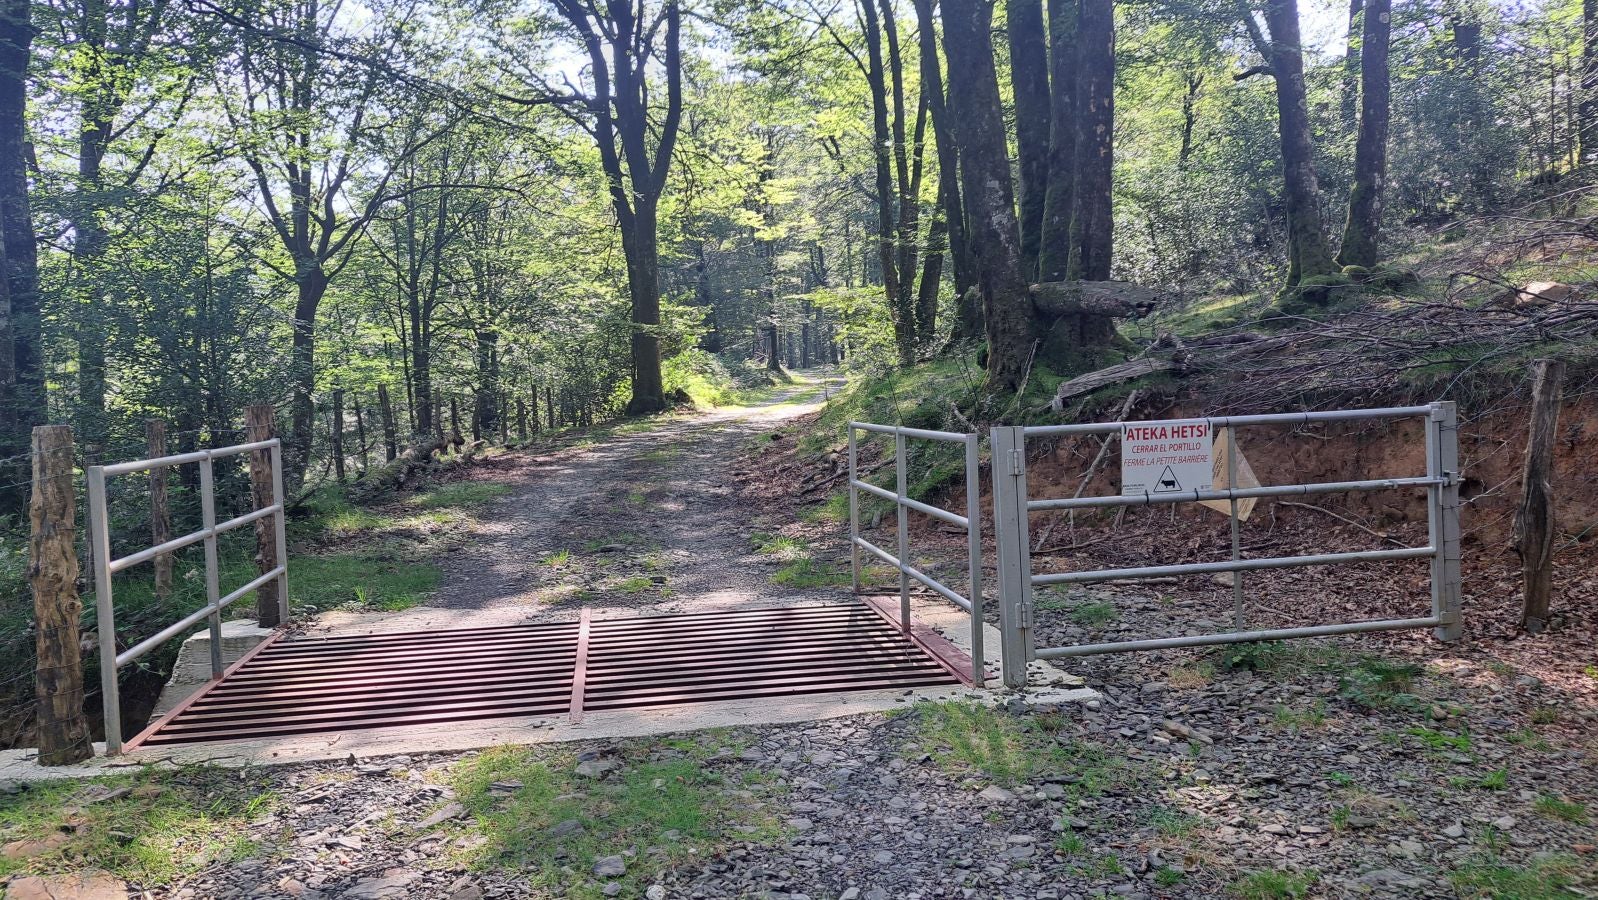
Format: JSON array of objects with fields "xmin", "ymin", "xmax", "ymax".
[
  {"xmin": 989, "ymin": 426, "xmax": 1032, "ymax": 689},
  {"xmin": 270, "ymin": 441, "xmax": 290, "ymax": 623},
  {"xmin": 86, "ymin": 464, "xmax": 120, "ymax": 755},
  {"xmin": 1226, "ymin": 424, "xmax": 1244, "ymax": 630},
  {"xmin": 894, "ymin": 428, "xmax": 910, "ymax": 631},
  {"xmin": 1430, "ymin": 402, "xmax": 1463, "ymax": 641},
  {"xmin": 964, "ymin": 433, "xmax": 985, "ymax": 684},
  {"xmin": 198, "ymin": 454, "xmax": 224, "ymax": 677},
  {"xmin": 847, "ymin": 426, "xmax": 860, "ymax": 592}
]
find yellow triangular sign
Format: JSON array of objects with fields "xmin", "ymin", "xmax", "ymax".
[{"xmin": 1200, "ymin": 429, "xmax": 1260, "ymax": 521}]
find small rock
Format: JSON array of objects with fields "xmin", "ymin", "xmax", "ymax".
[
  {"xmin": 3, "ymin": 873, "xmax": 128, "ymax": 900},
  {"xmin": 344, "ymin": 868, "xmax": 419, "ymax": 900},
  {"xmin": 601, "ymin": 883, "xmax": 624, "ymax": 897},
  {"xmin": 1491, "ymin": 816, "xmax": 1518, "ymax": 831},
  {"xmin": 593, "ymin": 855, "xmax": 627, "ymax": 877},
  {"xmin": 1443, "ymin": 823, "xmax": 1465, "ymax": 839},
  {"xmin": 416, "ymin": 802, "xmax": 465, "ymax": 829},
  {"xmin": 979, "ymin": 785, "xmax": 1016, "ymax": 803},
  {"xmin": 488, "ymin": 779, "xmax": 523, "ymax": 796},
  {"xmin": 647, "ymin": 886, "xmax": 668, "ymax": 900},
  {"xmin": 547, "ymin": 819, "xmax": 585, "ymax": 838},
  {"xmin": 576, "ymin": 759, "xmax": 618, "ymax": 778}
]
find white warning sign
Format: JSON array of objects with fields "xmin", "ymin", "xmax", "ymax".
[{"xmin": 1121, "ymin": 418, "xmax": 1214, "ymax": 496}]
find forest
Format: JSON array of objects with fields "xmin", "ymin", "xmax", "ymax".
[{"xmin": 0, "ymin": 0, "xmax": 1592, "ymax": 502}]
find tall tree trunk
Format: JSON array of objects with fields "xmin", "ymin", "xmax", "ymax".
[
  {"xmin": 0, "ymin": 0, "xmax": 42, "ymax": 513},
  {"xmin": 859, "ymin": 0, "xmax": 914, "ymax": 366},
  {"xmin": 377, "ymin": 382, "xmax": 398, "ymax": 462},
  {"xmin": 912, "ymin": 0, "xmax": 977, "ymax": 341},
  {"xmin": 1582, "ymin": 0, "xmax": 1597, "ymax": 163},
  {"xmin": 1340, "ymin": 0, "xmax": 1364, "ymax": 130},
  {"xmin": 289, "ymin": 269, "xmax": 329, "ymax": 477},
  {"xmin": 1263, "ymin": 0, "xmax": 1339, "ymax": 288},
  {"xmin": 941, "ymin": 0, "xmax": 1033, "ymax": 389},
  {"xmin": 331, "ymin": 388, "xmax": 346, "ymax": 482},
  {"xmin": 1069, "ymin": 0, "xmax": 1115, "ymax": 285},
  {"xmin": 474, "ymin": 328, "xmax": 499, "ymax": 439},
  {"xmin": 1038, "ymin": 0, "xmax": 1078, "ymax": 282},
  {"xmin": 1337, "ymin": 0, "xmax": 1390, "ymax": 268},
  {"xmin": 1008, "ymin": 0, "xmax": 1052, "ymax": 278},
  {"xmin": 623, "ymin": 201, "xmax": 668, "ymax": 413}
]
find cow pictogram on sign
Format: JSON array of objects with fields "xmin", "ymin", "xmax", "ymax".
[{"xmin": 1120, "ymin": 418, "xmax": 1214, "ymax": 496}]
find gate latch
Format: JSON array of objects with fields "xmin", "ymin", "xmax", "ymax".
[{"xmin": 1009, "ymin": 449, "xmax": 1025, "ymax": 477}]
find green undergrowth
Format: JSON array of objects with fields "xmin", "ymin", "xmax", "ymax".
[
  {"xmin": 0, "ymin": 767, "xmax": 279, "ymax": 884},
  {"xmin": 750, "ymin": 531, "xmax": 852, "ymax": 588},
  {"xmin": 912, "ymin": 701, "xmax": 1133, "ymax": 794},
  {"xmin": 1212, "ymin": 640, "xmax": 1428, "ymax": 711},
  {"xmin": 1450, "ymin": 853, "xmax": 1586, "ymax": 899},
  {"xmin": 445, "ymin": 739, "xmax": 783, "ymax": 899},
  {"xmin": 1229, "ymin": 868, "xmax": 1319, "ymax": 899}
]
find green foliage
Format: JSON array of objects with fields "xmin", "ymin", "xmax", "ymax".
[
  {"xmin": 0, "ymin": 768, "xmax": 278, "ymax": 882},
  {"xmin": 1450, "ymin": 855, "xmax": 1584, "ymax": 899},
  {"xmin": 1532, "ymin": 795, "xmax": 1588, "ymax": 823},
  {"xmin": 406, "ymin": 482, "xmax": 513, "ymax": 510},
  {"xmin": 1069, "ymin": 600, "xmax": 1117, "ymax": 627},
  {"xmin": 448, "ymin": 744, "xmax": 780, "ymax": 897},
  {"xmin": 1229, "ymin": 869, "xmax": 1319, "ymax": 899},
  {"xmin": 914, "ymin": 702, "xmax": 1131, "ymax": 793}
]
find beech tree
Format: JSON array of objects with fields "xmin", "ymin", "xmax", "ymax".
[
  {"xmin": 545, "ymin": 0, "xmax": 683, "ymax": 415},
  {"xmin": 0, "ymin": 0, "xmax": 42, "ymax": 509},
  {"xmin": 1338, "ymin": 0, "xmax": 1391, "ymax": 268}
]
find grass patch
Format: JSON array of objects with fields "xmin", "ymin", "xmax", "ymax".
[
  {"xmin": 406, "ymin": 482, "xmax": 512, "ymax": 510},
  {"xmin": 914, "ymin": 702, "xmax": 1131, "ymax": 793},
  {"xmin": 1451, "ymin": 854, "xmax": 1583, "ymax": 899},
  {"xmin": 751, "ymin": 532, "xmax": 808, "ymax": 561},
  {"xmin": 771, "ymin": 558, "xmax": 851, "ymax": 588},
  {"xmin": 0, "ymin": 768, "xmax": 279, "ymax": 884},
  {"xmin": 542, "ymin": 549, "xmax": 572, "ymax": 568},
  {"xmin": 1229, "ymin": 869, "xmax": 1318, "ymax": 899},
  {"xmin": 447, "ymin": 744, "xmax": 780, "ymax": 898},
  {"xmin": 1069, "ymin": 600, "xmax": 1117, "ymax": 627},
  {"xmin": 1272, "ymin": 701, "xmax": 1327, "ymax": 732},
  {"xmin": 1406, "ymin": 725, "xmax": 1472, "ymax": 754},
  {"xmin": 293, "ymin": 551, "xmax": 440, "ymax": 612},
  {"xmin": 1533, "ymin": 795, "xmax": 1588, "ymax": 823},
  {"xmin": 616, "ymin": 575, "xmax": 654, "ymax": 594}
]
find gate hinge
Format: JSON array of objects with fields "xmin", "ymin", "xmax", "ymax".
[
  {"xmin": 1018, "ymin": 595, "xmax": 1033, "ymax": 629},
  {"xmin": 1008, "ymin": 449, "xmax": 1025, "ymax": 477}
]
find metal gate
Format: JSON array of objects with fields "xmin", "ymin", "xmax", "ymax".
[
  {"xmin": 989, "ymin": 402, "xmax": 1463, "ymax": 687},
  {"xmin": 86, "ymin": 438, "xmax": 288, "ymax": 754},
  {"xmin": 847, "ymin": 422, "xmax": 984, "ymax": 683}
]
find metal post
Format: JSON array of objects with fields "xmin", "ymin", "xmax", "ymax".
[
  {"xmin": 1226, "ymin": 425, "xmax": 1244, "ymax": 629},
  {"xmin": 198, "ymin": 455, "xmax": 224, "ymax": 677},
  {"xmin": 1430, "ymin": 402, "xmax": 1463, "ymax": 641},
  {"xmin": 894, "ymin": 430, "xmax": 910, "ymax": 631},
  {"xmin": 86, "ymin": 466, "xmax": 120, "ymax": 755},
  {"xmin": 848, "ymin": 427, "xmax": 860, "ymax": 592},
  {"xmin": 989, "ymin": 426, "xmax": 1032, "ymax": 689},
  {"xmin": 270, "ymin": 442, "xmax": 290, "ymax": 623},
  {"xmin": 964, "ymin": 433, "xmax": 984, "ymax": 684}
]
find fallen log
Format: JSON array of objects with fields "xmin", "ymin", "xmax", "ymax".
[
  {"xmin": 350, "ymin": 435, "xmax": 447, "ymax": 500},
  {"xmin": 1030, "ymin": 281, "xmax": 1162, "ymax": 319},
  {"xmin": 1050, "ymin": 357, "xmax": 1175, "ymax": 408}
]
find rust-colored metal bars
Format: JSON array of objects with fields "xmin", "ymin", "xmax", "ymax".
[
  {"xmin": 87, "ymin": 438, "xmax": 289, "ymax": 754},
  {"xmin": 129, "ymin": 602, "xmax": 961, "ymax": 749}
]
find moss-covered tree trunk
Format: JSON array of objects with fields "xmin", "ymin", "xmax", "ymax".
[
  {"xmin": 1038, "ymin": 0, "xmax": 1077, "ymax": 284},
  {"xmin": 1337, "ymin": 0, "xmax": 1390, "ymax": 268},
  {"xmin": 1008, "ymin": 0, "xmax": 1052, "ymax": 279},
  {"xmin": 1263, "ymin": 0, "xmax": 1339, "ymax": 287},
  {"xmin": 941, "ymin": 0, "xmax": 1034, "ymax": 390}
]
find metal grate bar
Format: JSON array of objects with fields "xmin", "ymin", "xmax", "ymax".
[{"xmin": 133, "ymin": 602, "xmax": 961, "ymax": 748}]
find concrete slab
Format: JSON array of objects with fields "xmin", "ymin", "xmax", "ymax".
[
  {"xmin": 151, "ymin": 619, "xmax": 275, "ymax": 717},
  {"xmin": 1, "ymin": 593, "xmax": 1095, "ymax": 781}
]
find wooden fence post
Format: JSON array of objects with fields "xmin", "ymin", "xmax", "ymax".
[
  {"xmin": 377, "ymin": 383, "xmax": 398, "ymax": 463},
  {"xmin": 1515, "ymin": 359, "xmax": 1564, "ymax": 633},
  {"xmin": 146, "ymin": 419, "xmax": 173, "ymax": 599},
  {"xmin": 353, "ymin": 394, "xmax": 369, "ymax": 473},
  {"xmin": 331, "ymin": 388, "xmax": 346, "ymax": 483},
  {"xmin": 244, "ymin": 404, "xmax": 283, "ymax": 627},
  {"xmin": 30, "ymin": 425, "xmax": 92, "ymax": 765}
]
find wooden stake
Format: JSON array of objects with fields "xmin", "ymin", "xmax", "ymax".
[
  {"xmin": 377, "ymin": 383, "xmax": 398, "ymax": 463},
  {"xmin": 1515, "ymin": 358, "xmax": 1564, "ymax": 633},
  {"xmin": 353, "ymin": 393, "xmax": 369, "ymax": 473},
  {"xmin": 30, "ymin": 424, "xmax": 92, "ymax": 764},
  {"xmin": 244, "ymin": 405, "xmax": 282, "ymax": 627},
  {"xmin": 147, "ymin": 419, "xmax": 173, "ymax": 599},
  {"xmin": 331, "ymin": 388, "xmax": 346, "ymax": 483}
]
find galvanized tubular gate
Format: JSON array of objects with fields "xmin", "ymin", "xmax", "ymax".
[
  {"xmin": 127, "ymin": 603, "xmax": 961, "ymax": 749},
  {"xmin": 989, "ymin": 402, "xmax": 1463, "ymax": 688},
  {"xmin": 847, "ymin": 422, "xmax": 984, "ymax": 683},
  {"xmin": 87, "ymin": 438, "xmax": 288, "ymax": 754}
]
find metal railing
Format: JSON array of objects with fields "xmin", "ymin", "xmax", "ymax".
[
  {"xmin": 86, "ymin": 438, "xmax": 289, "ymax": 754},
  {"xmin": 848, "ymin": 423, "xmax": 984, "ymax": 683},
  {"xmin": 988, "ymin": 402, "xmax": 1463, "ymax": 688}
]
